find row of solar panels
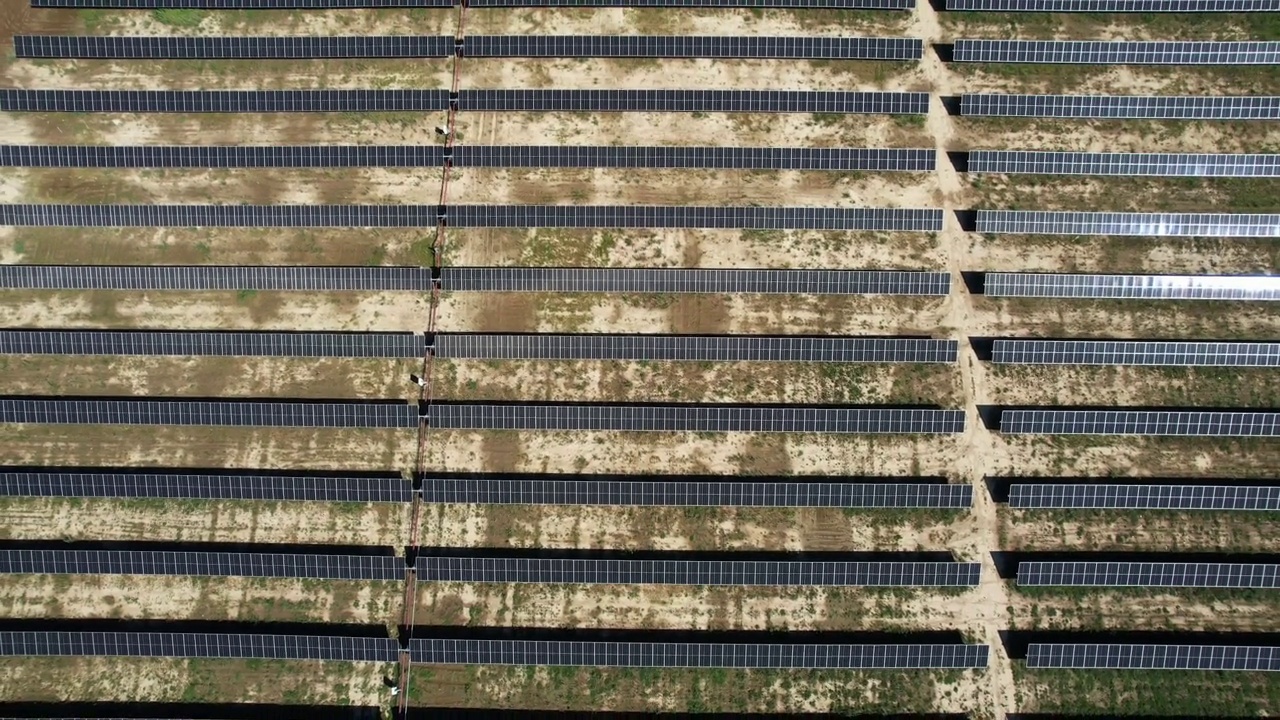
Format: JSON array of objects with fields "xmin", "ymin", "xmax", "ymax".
[
  {"xmin": 2, "ymin": 267, "xmax": 1277, "ymax": 302},
  {"xmin": 2, "ymin": 400, "xmax": 1279, "ymax": 437},
  {"xmin": 3, "ymin": 91, "xmax": 1278, "ymax": 119},
  {"xmin": 4, "ymin": 470, "xmax": 1278, "ymax": 510},
  {"xmin": 1015, "ymin": 561, "xmax": 1279, "ymax": 588},
  {"xmin": 0, "ymin": 205, "xmax": 945, "ymax": 231},
  {"xmin": 951, "ymin": 40, "xmax": 1280, "ymax": 65},
  {"xmin": 0, "ymin": 145, "xmax": 938, "ymax": 171},
  {"xmin": 14, "ymin": 35, "xmax": 924, "ymax": 60},
  {"xmin": 0, "ymin": 550, "xmax": 981, "ymax": 586},
  {"xmin": 5, "ymin": 146, "xmax": 1280, "ymax": 178},
  {"xmin": 2, "ymin": 332, "xmax": 1277, "ymax": 369},
  {"xmin": 1007, "ymin": 483, "xmax": 1280, "ymax": 510},
  {"xmin": 0, "ymin": 90, "xmax": 929, "ymax": 114},
  {"xmin": 0, "ymin": 632, "xmax": 990, "ymax": 669},
  {"xmin": 0, "ymin": 471, "xmax": 976, "ymax": 508},
  {"xmin": 0, "ymin": 331, "xmax": 961, "ymax": 363},
  {"xmin": 23, "ymin": 0, "xmax": 1280, "ymax": 11},
  {"xmin": 0, "ymin": 400, "xmax": 970, "ymax": 434},
  {"xmin": 3, "ymin": 206, "xmax": 1278, "ymax": 237},
  {"xmin": 16, "ymin": 37, "xmax": 1280, "ymax": 65},
  {"xmin": 0, "ymin": 266, "xmax": 952, "ymax": 295}
]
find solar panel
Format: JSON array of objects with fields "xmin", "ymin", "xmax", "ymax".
[
  {"xmin": 0, "ymin": 145, "xmax": 934, "ymax": 171},
  {"xmin": 0, "ymin": 266, "xmax": 432, "ymax": 290},
  {"xmin": 1025, "ymin": 643, "xmax": 1280, "ymax": 671},
  {"xmin": 0, "ymin": 205, "xmax": 943, "ymax": 230},
  {"xmin": 1008, "ymin": 483, "xmax": 1280, "ymax": 511},
  {"xmin": 975, "ymin": 211, "xmax": 1280, "ymax": 237},
  {"xmin": 0, "ymin": 469, "xmax": 413, "ymax": 502},
  {"xmin": 455, "ymin": 90, "xmax": 930, "ymax": 114},
  {"xmin": 433, "ymin": 334, "xmax": 958, "ymax": 363},
  {"xmin": 467, "ymin": 0, "xmax": 912, "ymax": 7},
  {"xmin": 438, "ymin": 268, "xmax": 951, "ymax": 295},
  {"xmin": 409, "ymin": 639, "xmax": 990, "ymax": 668},
  {"xmin": 417, "ymin": 557, "xmax": 980, "ymax": 586},
  {"xmin": 990, "ymin": 340, "xmax": 1280, "ymax": 367},
  {"xmin": 0, "ymin": 90, "xmax": 452, "ymax": 113},
  {"xmin": 967, "ymin": 151, "xmax": 1280, "ymax": 178},
  {"xmin": 0, "ymin": 330, "xmax": 424, "ymax": 358},
  {"xmin": 999, "ymin": 409, "xmax": 1280, "ymax": 437},
  {"xmin": 443, "ymin": 206, "xmax": 943, "ymax": 230},
  {"xmin": 1017, "ymin": 561, "xmax": 1280, "ymax": 588},
  {"xmin": 450, "ymin": 146, "xmax": 936, "ymax": 171},
  {"xmin": 952, "ymin": 40, "xmax": 1280, "ymax": 65},
  {"xmin": 427, "ymin": 404, "xmax": 966, "ymax": 434},
  {"xmin": 0, "ymin": 399, "xmax": 419, "ymax": 428},
  {"xmin": 960, "ymin": 94, "xmax": 1280, "ymax": 120},
  {"xmin": 14, "ymin": 36, "xmax": 457, "ymax": 59},
  {"xmin": 982, "ymin": 273, "xmax": 1280, "ymax": 302},
  {"xmin": 0, "ymin": 632, "xmax": 398, "ymax": 662},
  {"xmin": 0, "ymin": 549, "xmax": 406, "ymax": 580},
  {"xmin": 462, "ymin": 36, "xmax": 923, "ymax": 60},
  {"xmin": 947, "ymin": 0, "xmax": 1278, "ymax": 11},
  {"xmin": 421, "ymin": 478, "xmax": 973, "ymax": 508}
]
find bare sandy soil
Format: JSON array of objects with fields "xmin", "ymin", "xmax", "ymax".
[{"xmin": 0, "ymin": 574, "xmax": 403, "ymax": 624}]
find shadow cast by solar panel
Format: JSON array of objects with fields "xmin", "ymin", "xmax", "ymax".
[
  {"xmin": 939, "ymin": 96, "xmax": 963, "ymax": 116},
  {"xmin": 0, "ymin": 618, "xmax": 394, "ymax": 638},
  {"xmin": 415, "ymin": 547, "xmax": 961, "ymax": 563},
  {"xmin": 1000, "ymin": 630, "xmax": 1280, "ymax": 659},
  {"xmin": 960, "ymin": 271, "xmax": 985, "ymax": 295},
  {"xmin": 945, "ymin": 151, "xmax": 969, "ymax": 173},
  {"xmin": 933, "ymin": 43, "xmax": 955, "ymax": 62},
  {"xmin": 0, "ymin": 538, "xmax": 404, "ymax": 557},
  {"xmin": 0, "ymin": 702, "xmax": 383, "ymax": 720},
  {"xmin": 990, "ymin": 551, "xmax": 1280, "ymax": 579},
  {"xmin": 407, "ymin": 707, "xmax": 962, "ymax": 712},
  {"xmin": 404, "ymin": 626, "xmax": 969, "ymax": 645}
]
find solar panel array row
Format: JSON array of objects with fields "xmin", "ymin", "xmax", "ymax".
[
  {"xmin": 952, "ymin": 40, "xmax": 1280, "ymax": 65},
  {"xmin": 427, "ymin": 405, "xmax": 967, "ymax": 434},
  {"xmin": 467, "ymin": 0, "xmax": 913, "ymax": 7},
  {"xmin": 462, "ymin": 36, "xmax": 922, "ymax": 60},
  {"xmin": 1025, "ymin": 644, "xmax": 1280, "ymax": 671},
  {"xmin": 0, "ymin": 265, "xmax": 432, "ymax": 291},
  {"xmin": 975, "ymin": 210, "xmax": 1280, "ymax": 237},
  {"xmin": 0, "ymin": 89, "xmax": 450, "ymax": 113},
  {"xmin": 990, "ymin": 340, "xmax": 1280, "ymax": 367},
  {"xmin": 960, "ymin": 94, "xmax": 1280, "ymax": 120},
  {"xmin": 419, "ymin": 557, "xmax": 981, "ymax": 586},
  {"xmin": 0, "ymin": 145, "xmax": 936, "ymax": 171},
  {"xmin": 34, "ymin": 0, "xmax": 453, "ymax": 7},
  {"xmin": 983, "ymin": 273, "xmax": 1280, "ymax": 302},
  {"xmin": 0, "ymin": 632, "xmax": 398, "ymax": 662},
  {"xmin": 947, "ymin": 0, "xmax": 1278, "ymax": 11},
  {"xmin": 439, "ymin": 268, "xmax": 951, "ymax": 295},
  {"xmin": 434, "ymin": 334, "xmax": 958, "ymax": 363},
  {"xmin": 409, "ymin": 639, "xmax": 990, "ymax": 669},
  {"xmin": 0, "ymin": 330, "xmax": 424, "ymax": 358},
  {"xmin": 0, "ymin": 205, "xmax": 944, "ymax": 230},
  {"xmin": 0, "ymin": 550, "xmax": 406, "ymax": 580},
  {"xmin": 966, "ymin": 151, "xmax": 1280, "ymax": 178},
  {"xmin": 0, "ymin": 90, "xmax": 929, "ymax": 114},
  {"xmin": 421, "ymin": 478, "xmax": 974, "ymax": 508},
  {"xmin": 1007, "ymin": 483, "xmax": 1280, "ymax": 511},
  {"xmin": 1017, "ymin": 561, "xmax": 1280, "ymax": 588},
  {"xmin": 0, "ymin": 470, "xmax": 413, "ymax": 502},
  {"xmin": 0, "ymin": 399, "xmax": 419, "ymax": 428},
  {"xmin": 15, "ymin": 35, "xmax": 457, "ymax": 59},
  {"xmin": 1000, "ymin": 410, "xmax": 1280, "ymax": 437}
]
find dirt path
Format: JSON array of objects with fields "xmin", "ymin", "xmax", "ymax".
[{"xmin": 910, "ymin": 4, "xmax": 1016, "ymax": 717}]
